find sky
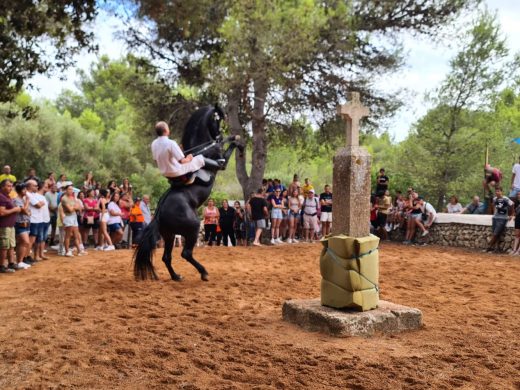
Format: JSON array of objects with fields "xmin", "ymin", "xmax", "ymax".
[{"xmin": 29, "ymin": 0, "xmax": 520, "ymax": 143}]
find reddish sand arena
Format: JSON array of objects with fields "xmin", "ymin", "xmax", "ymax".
[{"xmin": 0, "ymin": 242, "xmax": 519, "ymax": 389}]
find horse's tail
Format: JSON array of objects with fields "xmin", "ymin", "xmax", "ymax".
[
  {"xmin": 133, "ymin": 188, "xmax": 171, "ymax": 280},
  {"xmin": 133, "ymin": 218, "xmax": 160, "ymax": 280}
]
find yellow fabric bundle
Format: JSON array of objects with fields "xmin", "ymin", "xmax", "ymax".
[{"xmin": 320, "ymin": 234, "xmax": 380, "ymax": 311}]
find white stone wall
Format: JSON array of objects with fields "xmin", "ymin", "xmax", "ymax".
[{"xmin": 391, "ymin": 213, "xmax": 515, "ymax": 251}]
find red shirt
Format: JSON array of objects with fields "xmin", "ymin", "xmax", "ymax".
[
  {"xmin": 119, "ymin": 200, "xmax": 131, "ymax": 220},
  {"xmin": 83, "ymin": 198, "xmax": 99, "ymax": 219},
  {"xmin": 0, "ymin": 192, "xmax": 17, "ymax": 228},
  {"xmin": 370, "ymin": 203, "xmax": 378, "ymax": 222}
]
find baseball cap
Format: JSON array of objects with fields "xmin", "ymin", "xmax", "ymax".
[{"xmin": 309, "ymin": 189, "xmax": 315, "ymax": 194}]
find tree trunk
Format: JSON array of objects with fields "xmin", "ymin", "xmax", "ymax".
[
  {"xmin": 227, "ymin": 80, "xmax": 268, "ymax": 200},
  {"xmin": 227, "ymin": 90, "xmax": 249, "ymax": 198},
  {"xmin": 436, "ymin": 119, "xmax": 457, "ymax": 210}
]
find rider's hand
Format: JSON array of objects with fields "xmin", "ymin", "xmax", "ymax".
[{"xmin": 185, "ymin": 154, "xmax": 193, "ymax": 162}]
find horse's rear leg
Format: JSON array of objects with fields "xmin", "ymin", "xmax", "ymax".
[
  {"xmin": 181, "ymin": 227, "xmax": 209, "ymax": 281},
  {"xmin": 162, "ymin": 234, "xmax": 183, "ymax": 282}
]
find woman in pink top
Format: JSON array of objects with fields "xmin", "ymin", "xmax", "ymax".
[
  {"xmin": 203, "ymin": 199, "xmax": 219, "ymax": 246},
  {"xmin": 81, "ymin": 189, "xmax": 99, "ymax": 247}
]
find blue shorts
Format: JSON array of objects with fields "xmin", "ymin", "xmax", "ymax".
[
  {"xmin": 41, "ymin": 222, "xmax": 49, "ymax": 242},
  {"xmin": 108, "ymin": 223, "xmax": 123, "ymax": 233},
  {"xmin": 29, "ymin": 222, "xmax": 47, "ymax": 243},
  {"xmin": 271, "ymin": 208, "xmax": 283, "ymax": 219},
  {"xmin": 288, "ymin": 210, "xmax": 300, "ymax": 219},
  {"xmin": 15, "ymin": 223, "xmax": 30, "ymax": 236}
]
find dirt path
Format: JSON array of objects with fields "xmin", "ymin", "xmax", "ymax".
[{"xmin": 0, "ymin": 242, "xmax": 518, "ymax": 389}]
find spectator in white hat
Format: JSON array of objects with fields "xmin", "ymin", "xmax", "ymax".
[{"xmin": 302, "ymin": 189, "xmax": 319, "ymax": 242}]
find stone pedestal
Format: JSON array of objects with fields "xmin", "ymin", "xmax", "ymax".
[
  {"xmin": 282, "ymin": 298, "xmax": 422, "ymax": 337},
  {"xmin": 332, "ymin": 146, "xmax": 371, "ymax": 237}
]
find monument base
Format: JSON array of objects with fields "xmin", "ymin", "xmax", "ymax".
[{"xmin": 282, "ymin": 298, "xmax": 422, "ymax": 337}]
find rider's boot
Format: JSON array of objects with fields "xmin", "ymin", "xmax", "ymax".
[
  {"xmin": 186, "ymin": 174, "xmax": 196, "ymax": 185},
  {"xmin": 203, "ymin": 157, "xmax": 226, "ymax": 171}
]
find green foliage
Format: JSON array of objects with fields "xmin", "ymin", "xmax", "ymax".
[
  {"xmin": 76, "ymin": 108, "xmax": 105, "ymax": 134},
  {"xmin": 0, "ymin": 100, "xmax": 100, "ymax": 182},
  {"xmin": 0, "ymin": 93, "xmax": 161, "ymax": 198},
  {"xmin": 206, "ymin": 191, "xmax": 230, "ymax": 207},
  {"xmin": 129, "ymin": 164, "xmax": 169, "ymax": 205},
  {"xmin": 121, "ymin": 0, "xmax": 474, "ymax": 197},
  {"xmin": 0, "ymin": 0, "xmax": 97, "ymax": 102},
  {"xmin": 435, "ymin": 11, "xmax": 512, "ymax": 109},
  {"xmin": 212, "ymin": 128, "xmax": 404, "ymax": 198},
  {"xmin": 397, "ymin": 12, "xmax": 519, "ymax": 208}
]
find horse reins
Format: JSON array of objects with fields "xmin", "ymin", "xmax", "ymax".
[
  {"xmin": 184, "ymin": 140, "xmax": 218, "ymax": 156},
  {"xmin": 183, "ymin": 134, "xmax": 223, "ymax": 156}
]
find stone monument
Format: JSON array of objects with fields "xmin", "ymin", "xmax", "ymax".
[
  {"xmin": 282, "ymin": 92, "xmax": 422, "ymax": 336},
  {"xmin": 332, "ymin": 92, "xmax": 371, "ymax": 237}
]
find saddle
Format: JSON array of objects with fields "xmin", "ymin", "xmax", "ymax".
[{"xmin": 168, "ymin": 169, "xmax": 212, "ymax": 188}]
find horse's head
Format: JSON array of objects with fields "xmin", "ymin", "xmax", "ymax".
[
  {"xmin": 182, "ymin": 105, "xmax": 224, "ymax": 145},
  {"xmin": 209, "ymin": 104, "xmax": 225, "ymax": 141},
  {"xmin": 181, "ymin": 104, "xmax": 226, "ymax": 160}
]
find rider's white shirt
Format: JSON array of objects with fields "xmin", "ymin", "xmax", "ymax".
[
  {"xmin": 151, "ymin": 136, "xmax": 185, "ymax": 177},
  {"xmin": 151, "ymin": 136, "xmax": 205, "ymax": 178}
]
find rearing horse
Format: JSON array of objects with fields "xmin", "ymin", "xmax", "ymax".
[{"xmin": 133, "ymin": 105, "xmax": 242, "ymax": 281}]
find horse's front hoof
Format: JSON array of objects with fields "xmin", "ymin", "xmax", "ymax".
[
  {"xmin": 172, "ymin": 274, "xmax": 184, "ymax": 282},
  {"xmin": 201, "ymin": 273, "xmax": 209, "ymax": 282}
]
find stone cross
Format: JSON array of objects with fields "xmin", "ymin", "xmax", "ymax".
[
  {"xmin": 332, "ymin": 92, "xmax": 372, "ymax": 238},
  {"xmin": 336, "ymin": 92, "xmax": 370, "ymax": 147}
]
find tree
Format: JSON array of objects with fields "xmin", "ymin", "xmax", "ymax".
[
  {"xmin": 0, "ymin": 95, "xmax": 102, "ymax": 179},
  {"xmin": 0, "ymin": 92, "xmax": 144, "ymax": 190},
  {"xmin": 118, "ymin": 0, "xmax": 474, "ymax": 198},
  {"xmin": 401, "ymin": 12, "xmax": 518, "ymax": 208},
  {"xmin": 55, "ymin": 55, "xmax": 206, "ymax": 160},
  {"xmin": 0, "ymin": 0, "xmax": 97, "ymax": 102}
]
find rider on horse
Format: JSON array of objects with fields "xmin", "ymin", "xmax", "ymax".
[
  {"xmin": 151, "ymin": 121, "xmax": 223, "ymax": 185},
  {"xmin": 135, "ymin": 108, "xmax": 241, "ymax": 281}
]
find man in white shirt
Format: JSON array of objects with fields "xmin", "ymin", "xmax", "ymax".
[
  {"xmin": 151, "ymin": 121, "xmax": 223, "ymax": 184},
  {"xmin": 141, "ymin": 195, "xmax": 152, "ymax": 226},
  {"xmin": 26, "ymin": 180, "xmax": 48, "ymax": 261},
  {"xmin": 418, "ymin": 197, "xmax": 437, "ymax": 236},
  {"xmin": 302, "ymin": 189, "xmax": 319, "ymax": 242},
  {"xmin": 510, "ymin": 156, "xmax": 520, "ymax": 198}
]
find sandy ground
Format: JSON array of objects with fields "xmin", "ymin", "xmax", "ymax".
[{"xmin": 0, "ymin": 242, "xmax": 519, "ymax": 389}]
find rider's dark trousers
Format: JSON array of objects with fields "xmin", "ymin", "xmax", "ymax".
[{"xmin": 204, "ymin": 224, "xmax": 217, "ymax": 245}]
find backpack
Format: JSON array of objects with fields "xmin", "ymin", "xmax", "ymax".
[{"xmin": 302, "ymin": 197, "xmax": 319, "ymax": 216}]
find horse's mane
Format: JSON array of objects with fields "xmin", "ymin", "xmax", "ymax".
[{"xmin": 181, "ymin": 105, "xmax": 221, "ymax": 149}]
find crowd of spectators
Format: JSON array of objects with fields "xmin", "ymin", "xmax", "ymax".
[
  {"xmin": 0, "ymin": 165, "xmax": 152, "ymax": 274},
  {"xmin": 201, "ymin": 175, "xmax": 334, "ymax": 247},
  {"xmin": 370, "ymin": 158, "xmax": 520, "ymax": 252},
  {"xmin": 370, "ymin": 168, "xmax": 438, "ymax": 246},
  {"xmin": 5, "ymin": 158, "xmax": 519, "ymax": 263},
  {"xmin": 368, "ymin": 166, "xmax": 512, "ymax": 246}
]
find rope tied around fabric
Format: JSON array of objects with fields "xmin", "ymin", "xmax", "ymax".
[{"xmin": 325, "ymin": 246, "xmax": 380, "ymax": 293}]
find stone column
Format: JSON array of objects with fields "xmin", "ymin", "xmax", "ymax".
[{"xmin": 332, "ymin": 92, "xmax": 371, "ymax": 237}]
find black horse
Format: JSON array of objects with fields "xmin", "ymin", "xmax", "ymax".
[{"xmin": 133, "ymin": 105, "xmax": 242, "ymax": 281}]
